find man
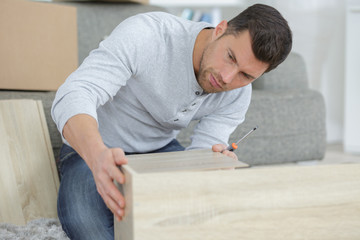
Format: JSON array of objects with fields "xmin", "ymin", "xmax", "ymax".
[{"xmin": 52, "ymin": 3, "xmax": 292, "ymax": 239}]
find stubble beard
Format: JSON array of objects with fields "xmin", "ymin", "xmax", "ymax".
[{"xmin": 196, "ymin": 46, "xmax": 224, "ymax": 94}]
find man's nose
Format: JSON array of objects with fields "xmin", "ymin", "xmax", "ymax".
[{"xmin": 221, "ymin": 66, "xmax": 238, "ymax": 84}]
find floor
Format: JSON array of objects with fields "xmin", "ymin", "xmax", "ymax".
[{"xmin": 307, "ymin": 143, "xmax": 360, "ymax": 165}]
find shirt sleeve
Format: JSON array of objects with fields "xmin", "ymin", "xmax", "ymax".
[
  {"xmin": 51, "ymin": 13, "xmax": 159, "ymax": 140},
  {"xmin": 186, "ymin": 85, "xmax": 252, "ymax": 150}
]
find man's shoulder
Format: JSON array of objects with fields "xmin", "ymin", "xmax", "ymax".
[
  {"xmin": 131, "ymin": 11, "xmax": 182, "ymax": 25},
  {"xmin": 110, "ymin": 12, "xmax": 179, "ymax": 41},
  {"xmin": 216, "ymin": 84, "xmax": 252, "ymax": 106},
  {"xmin": 139, "ymin": 11, "xmax": 176, "ymax": 19},
  {"xmin": 224, "ymin": 84, "xmax": 252, "ymax": 98},
  {"xmin": 130, "ymin": 11, "xmax": 211, "ymax": 32}
]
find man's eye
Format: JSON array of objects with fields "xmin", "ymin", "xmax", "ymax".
[
  {"xmin": 228, "ymin": 52, "xmax": 235, "ymax": 61},
  {"xmin": 242, "ymin": 73, "xmax": 251, "ymax": 80}
]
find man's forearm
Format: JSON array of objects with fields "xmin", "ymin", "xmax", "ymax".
[
  {"xmin": 62, "ymin": 114, "xmax": 108, "ymax": 170},
  {"xmin": 62, "ymin": 113, "xmax": 127, "ymax": 222}
]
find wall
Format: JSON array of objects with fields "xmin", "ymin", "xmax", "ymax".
[{"xmin": 344, "ymin": 0, "xmax": 360, "ymax": 153}]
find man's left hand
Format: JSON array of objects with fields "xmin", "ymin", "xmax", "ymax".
[{"xmin": 212, "ymin": 144, "xmax": 238, "ymax": 160}]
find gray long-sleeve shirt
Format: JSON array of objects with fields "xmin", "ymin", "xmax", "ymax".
[{"xmin": 51, "ymin": 12, "xmax": 252, "ymax": 153}]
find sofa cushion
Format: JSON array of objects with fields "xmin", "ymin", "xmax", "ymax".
[{"xmin": 253, "ymin": 52, "xmax": 309, "ymax": 91}]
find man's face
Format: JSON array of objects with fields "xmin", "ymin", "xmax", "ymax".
[{"xmin": 197, "ymin": 29, "xmax": 269, "ymax": 93}]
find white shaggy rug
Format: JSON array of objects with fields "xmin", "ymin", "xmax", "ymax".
[{"xmin": 0, "ymin": 218, "xmax": 69, "ymax": 240}]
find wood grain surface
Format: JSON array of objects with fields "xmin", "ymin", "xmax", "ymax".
[
  {"xmin": 126, "ymin": 149, "xmax": 249, "ymax": 173},
  {"xmin": 0, "ymin": 100, "xmax": 59, "ymax": 225},
  {"xmin": 115, "ymin": 159, "xmax": 360, "ymax": 240}
]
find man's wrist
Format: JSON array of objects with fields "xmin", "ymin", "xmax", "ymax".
[{"xmin": 76, "ymin": 138, "xmax": 107, "ymax": 171}]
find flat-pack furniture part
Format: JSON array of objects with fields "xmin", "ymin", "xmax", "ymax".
[
  {"xmin": 115, "ymin": 152, "xmax": 360, "ymax": 240},
  {"xmin": 0, "ymin": 100, "xmax": 59, "ymax": 225}
]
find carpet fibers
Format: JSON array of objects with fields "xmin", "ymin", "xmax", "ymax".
[{"xmin": 0, "ymin": 218, "xmax": 69, "ymax": 240}]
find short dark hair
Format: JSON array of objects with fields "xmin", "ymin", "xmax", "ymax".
[{"xmin": 224, "ymin": 4, "xmax": 292, "ymax": 72}]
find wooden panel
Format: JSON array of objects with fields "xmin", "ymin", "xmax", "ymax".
[
  {"xmin": 126, "ymin": 149, "xmax": 249, "ymax": 173},
  {"xmin": 115, "ymin": 150, "xmax": 248, "ymax": 238},
  {"xmin": 115, "ymin": 161, "xmax": 360, "ymax": 240},
  {"xmin": 0, "ymin": 100, "xmax": 59, "ymax": 225}
]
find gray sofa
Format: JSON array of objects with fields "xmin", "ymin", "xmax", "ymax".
[{"xmin": 0, "ymin": 2, "xmax": 326, "ymax": 168}]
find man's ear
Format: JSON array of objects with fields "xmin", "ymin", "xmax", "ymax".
[{"xmin": 212, "ymin": 20, "xmax": 228, "ymax": 40}]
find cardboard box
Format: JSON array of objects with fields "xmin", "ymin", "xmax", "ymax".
[{"xmin": 0, "ymin": 0, "xmax": 78, "ymax": 91}]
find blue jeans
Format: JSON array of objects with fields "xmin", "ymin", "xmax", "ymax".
[{"xmin": 57, "ymin": 139, "xmax": 184, "ymax": 240}]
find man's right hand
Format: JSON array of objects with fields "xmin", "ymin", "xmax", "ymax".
[
  {"xmin": 62, "ymin": 114, "xmax": 128, "ymax": 222},
  {"xmin": 90, "ymin": 147, "xmax": 128, "ymax": 222}
]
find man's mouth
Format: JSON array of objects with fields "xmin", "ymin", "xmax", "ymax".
[{"xmin": 209, "ymin": 73, "xmax": 222, "ymax": 89}]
